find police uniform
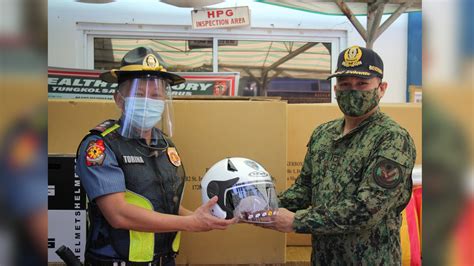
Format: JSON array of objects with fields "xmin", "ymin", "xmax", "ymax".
[
  {"xmin": 278, "ymin": 46, "xmax": 416, "ymax": 265},
  {"xmin": 77, "ymin": 119, "xmax": 185, "ymax": 266},
  {"xmin": 76, "ymin": 47, "xmax": 186, "ymax": 266}
]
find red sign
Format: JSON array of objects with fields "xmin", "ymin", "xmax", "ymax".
[{"xmin": 191, "ymin": 6, "xmax": 250, "ymax": 29}]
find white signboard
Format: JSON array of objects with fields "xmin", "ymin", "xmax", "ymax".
[
  {"xmin": 48, "ymin": 156, "xmax": 87, "ymax": 263},
  {"xmin": 191, "ymin": 6, "xmax": 250, "ymax": 29},
  {"xmin": 48, "ymin": 210, "xmax": 87, "ymax": 263}
]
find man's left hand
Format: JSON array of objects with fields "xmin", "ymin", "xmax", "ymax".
[{"xmin": 257, "ymin": 208, "xmax": 295, "ymax": 233}]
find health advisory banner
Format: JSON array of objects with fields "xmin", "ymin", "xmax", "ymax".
[{"xmin": 48, "ymin": 67, "xmax": 239, "ymax": 99}]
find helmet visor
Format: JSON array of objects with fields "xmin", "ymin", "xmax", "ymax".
[
  {"xmin": 225, "ymin": 181, "xmax": 279, "ymax": 223},
  {"xmin": 118, "ymin": 77, "xmax": 174, "ymax": 138}
]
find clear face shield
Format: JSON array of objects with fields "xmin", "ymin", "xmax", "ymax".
[
  {"xmin": 117, "ymin": 76, "xmax": 174, "ymax": 139},
  {"xmin": 226, "ymin": 180, "xmax": 279, "ymax": 223}
]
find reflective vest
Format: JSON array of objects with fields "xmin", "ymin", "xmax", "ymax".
[{"xmin": 83, "ymin": 120, "xmax": 185, "ymax": 262}]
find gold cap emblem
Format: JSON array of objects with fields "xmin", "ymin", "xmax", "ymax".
[
  {"xmin": 143, "ymin": 54, "xmax": 159, "ymax": 68},
  {"xmin": 342, "ymin": 46, "xmax": 363, "ymax": 67}
]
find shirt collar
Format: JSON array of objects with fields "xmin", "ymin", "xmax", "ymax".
[{"xmin": 332, "ymin": 109, "xmax": 383, "ymax": 142}]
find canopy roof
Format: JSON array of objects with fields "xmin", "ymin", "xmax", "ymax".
[
  {"xmin": 95, "ymin": 38, "xmax": 332, "ymax": 81},
  {"xmin": 257, "ymin": 0, "xmax": 421, "ymax": 48}
]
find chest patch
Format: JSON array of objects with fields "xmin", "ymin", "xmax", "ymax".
[
  {"xmin": 167, "ymin": 147, "xmax": 181, "ymax": 167},
  {"xmin": 123, "ymin": 155, "xmax": 145, "ymax": 164}
]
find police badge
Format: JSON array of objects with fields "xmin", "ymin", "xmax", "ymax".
[{"xmin": 167, "ymin": 147, "xmax": 181, "ymax": 167}]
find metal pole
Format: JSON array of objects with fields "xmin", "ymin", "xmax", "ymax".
[{"xmin": 264, "ymin": 42, "xmax": 318, "ymax": 73}]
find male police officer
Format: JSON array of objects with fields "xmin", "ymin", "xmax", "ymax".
[
  {"xmin": 76, "ymin": 47, "xmax": 235, "ymax": 266},
  {"xmin": 262, "ymin": 46, "xmax": 416, "ymax": 265}
]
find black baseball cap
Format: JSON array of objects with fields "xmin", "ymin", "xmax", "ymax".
[
  {"xmin": 327, "ymin": 45, "xmax": 384, "ymax": 79},
  {"xmin": 100, "ymin": 46, "xmax": 185, "ymax": 85}
]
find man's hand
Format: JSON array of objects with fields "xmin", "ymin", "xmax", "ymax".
[
  {"xmin": 189, "ymin": 196, "xmax": 237, "ymax": 232},
  {"xmin": 257, "ymin": 208, "xmax": 295, "ymax": 233}
]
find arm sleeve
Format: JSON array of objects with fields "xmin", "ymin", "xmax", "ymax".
[
  {"xmin": 292, "ymin": 131, "xmax": 416, "ymax": 234},
  {"xmin": 278, "ymin": 133, "xmax": 315, "ymax": 212},
  {"xmin": 76, "ymin": 135, "xmax": 126, "ymax": 201}
]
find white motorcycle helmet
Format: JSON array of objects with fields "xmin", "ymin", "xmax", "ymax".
[{"xmin": 201, "ymin": 157, "xmax": 279, "ymax": 223}]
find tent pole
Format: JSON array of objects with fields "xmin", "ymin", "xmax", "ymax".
[
  {"xmin": 336, "ymin": 0, "xmax": 368, "ymax": 42},
  {"xmin": 367, "ymin": 0, "xmax": 387, "ymax": 48},
  {"xmin": 373, "ymin": 0, "xmax": 415, "ymax": 40}
]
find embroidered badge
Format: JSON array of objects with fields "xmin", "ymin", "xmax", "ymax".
[
  {"xmin": 373, "ymin": 159, "xmax": 402, "ymax": 189},
  {"xmin": 86, "ymin": 139, "xmax": 106, "ymax": 166},
  {"xmin": 342, "ymin": 46, "xmax": 363, "ymax": 67},
  {"xmin": 167, "ymin": 147, "xmax": 181, "ymax": 167}
]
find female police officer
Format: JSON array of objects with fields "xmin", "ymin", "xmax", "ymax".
[{"xmin": 76, "ymin": 47, "xmax": 235, "ymax": 266}]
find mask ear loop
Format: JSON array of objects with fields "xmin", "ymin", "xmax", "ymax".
[
  {"xmin": 117, "ymin": 91, "xmax": 128, "ymax": 111},
  {"xmin": 117, "ymin": 90, "xmax": 125, "ymax": 101}
]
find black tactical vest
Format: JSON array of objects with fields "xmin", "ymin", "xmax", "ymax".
[{"xmin": 81, "ymin": 119, "xmax": 185, "ymax": 261}]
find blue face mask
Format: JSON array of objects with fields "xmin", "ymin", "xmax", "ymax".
[{"xmin": 124, "ymin": 97, "xmax": 165, "ymax": 130}]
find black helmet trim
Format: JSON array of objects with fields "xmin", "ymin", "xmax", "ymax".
[{"xmin": 206, "ymin": 177, "xmax": 239, "ymax": 219}]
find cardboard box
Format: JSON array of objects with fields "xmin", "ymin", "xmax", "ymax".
[
  {"xmin": 48, "ymin": 99, "xmax": 422, "ymax": 259},
  {"xmin": 1, "ymin": 77, "xmax": 46, "ymax": 139},
  {"xmin": 286, "ymin": 103, "xmax": 422, "ymax": 246},
  {"xmin": 48, "ymin": 99, "xmax": 287, "ymax": 264}
]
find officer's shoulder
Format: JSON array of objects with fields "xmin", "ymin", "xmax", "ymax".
[
  {"xmin": 87, "ymin": 119, "xmax": 121, "ymax": 140},
  {"xmin": 78, "ymin": 119, "xmax": 119, "ymax": 147},
  {"xmin": 90, "ymin": 119, "xmax": 119, "ymax": 134},
  {"xmin": 315, "ymin": 117, "xmax": 341, "ymax": 131},
  {"xmin": 374, "ymin": 114, "xmax": 416, "ymax": 161},
  {"xmin": 375, "ymin": 113, "xmax": 413, "ymax": 140},
  {"xmin": 305, "ymin": 119, "xmax": 342, "ymax": 148},
  {"xmin": 80, "ymin": 134, "xmax": 103, "ymax": 145},
  {"xmin": 310, "ymin": 118, "xmax": 342, "ymax": 135},
  {"xmin": 77, "ymin": 134, "xmax": 105, "ymax": 159}
]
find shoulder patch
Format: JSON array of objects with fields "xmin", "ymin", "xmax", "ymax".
[
  {"xmin": 373, "ymin": 158, "xmax": 403, "ymax": 189},
  {"xmin": 86, "ymin": 139, "xmax": 106, "ymax": 166}
]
